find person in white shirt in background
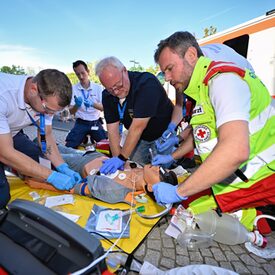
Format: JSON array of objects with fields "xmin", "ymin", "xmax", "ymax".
[{"xmin": 65, "ymin": 60, "xmax": 106, "ymax": 148}]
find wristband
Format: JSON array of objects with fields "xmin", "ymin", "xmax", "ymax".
[{"xmin": 118, "ymin": 154, "xmax": 128, "ymax": 161}]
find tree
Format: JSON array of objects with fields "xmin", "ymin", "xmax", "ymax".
[
  {"xmin": 145, "ymin": 65, "xmax": 160, "ymax": 75},
  {"xmin": 203, "ymin": 26, "xmax": 217, "ymax": 38},
  {"xmin": 128, "ymin": 64, "xmax": 144, "ymax": 72},
  {"xmin": 0, "ymin": 65, "xmax": 25, "ymax": 75},
  {"xmin": 66, "ymin": 72, "xmax": 78, "ymax": 85}
]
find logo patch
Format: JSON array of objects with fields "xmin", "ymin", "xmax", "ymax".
[
  {"xmin": 192, "ymin": 105, "xmax": 204, "ymax": 116},
  {"xmin": 194, "ymin": 125, "xmax": 211, "ymax": 142}
]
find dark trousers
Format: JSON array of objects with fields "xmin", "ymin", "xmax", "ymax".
[
  {"xmin": 0, "ymin": 130, "xmax": 43, "ymax": 208},
  {"xmin": 65, "ymin": 118, "xmax": 106, "ymax": 148}
]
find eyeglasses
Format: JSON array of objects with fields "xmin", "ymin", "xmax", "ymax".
[
  {"xmin": 106, "ymin": 70, "xmax": 124, "ymax": 93},
  {"xmin": 41, "ymin": 101, "xmax": 60, "ymax": 115},
  {"xmin": 38, "ymin": 89, "xmax": 63, "ymax": 115}
]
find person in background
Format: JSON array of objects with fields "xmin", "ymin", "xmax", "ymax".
[
  {"xmin": 95, "ymin": 56, "xmax": 174, "ymax": 175},
  {"xmin": 65, "ymin": 60, "xmax": 106, "ymax": 148},
  {"xmin": 151, "ymin": 32, "xmax": 275, "ymax": 228},
  {"xmin": 0, "ymin": 69, "xmax": 83, "ymax": 208}
]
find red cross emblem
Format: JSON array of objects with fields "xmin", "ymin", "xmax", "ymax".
[
  {"xmin": 197, "ymin": 129, "xmax": 206, "ymax": 139},
  {"xmin": 194, "ymin": 125, "xmax": 211, "ymax": 142}
]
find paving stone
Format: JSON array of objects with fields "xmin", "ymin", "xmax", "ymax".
[
  {"xmin": 147, "ymin": 239, "xmax": 161, "ymax": 251},
  {"xmin": 200, "ymin": 248, "xmax": 213, "ymax": 257},
  {"xmin": 144, "ymin": 249, "xmax": 161, "ymax": 267},
  {"xmin": 250, "ymin": 254, "xmax": 268, "ymax": 264},
  {"xmin": 240, "ymin": 254, "xmax": 260, "ymax": 267},
  {"xmin": 230, "ymin": 245, "xmax": 246, "ymax": 254},
  {"xmin": 162, "ymin": 248, "xmax": 176, "ymax": 260},
  {"xmin": 211, "ymin": 248, "xmax": 227, "ymax": 261},
  {"xmin": 225, "ymin": 251, "xmax": 240, "ymax": 261},
  {"xmin": 175, "ymin": 245, "xmax": 189, "ymax": 256},
  {"xmin": 148, "ymin": 227, "xmax": 161, "ymax": 239},
  {"xmin": 219, "ymin": 261, "xmax": 234, "ymax": 271},
  {"xmin": 231, "ymin": 261, "xmax": 250, "ymax": 274},
  {"xmin": 190, "ymin": 261, "xmax": 203, "ymax": 265},
  {"xmin": 134, "ymin": 243, "xmax": 146, "ymax": 257},
  {"xmin": 210, "ymin": 241, "xmax": 219, "ymax": 247},
  {"xmin": 176, "ymin": 255, "xmax": 190, "ymax": 266},
  {"xmin": 189, "ymin": 251, "xmax": 203, "ymax": 262},
  {"xmin": 163, "ymin": 238, "xmax": 175, "ymax": 248},
  {"xmin": 219, "ymin": 243, "xmax": 232, "ymax": 251},
  {"xmin": 160, "ymin": 257, "xmax": 175, "ymax": 269},
  {"xmin": 246, "ymin": 265, "xmax": 267, "ymax": 274},
  {"xmin": 204, "ymin": 257, "xmax": 219, "ymax": 266},
  {"xmin": 262, "ymin": 264, "xmax": 275, "ymax": 275}
]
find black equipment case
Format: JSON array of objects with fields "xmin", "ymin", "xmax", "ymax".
[{"xmin": 0, "ymin": 199, "xmax": 107, "ymax": 275}]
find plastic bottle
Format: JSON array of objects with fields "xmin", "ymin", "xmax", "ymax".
[
  {"xmin": 177, "ymin": 227, "xmax": 214, "ymax": 249},
  {"xmin": 195, "ymin": 210, "xmax": 265, "ymax": 246}
]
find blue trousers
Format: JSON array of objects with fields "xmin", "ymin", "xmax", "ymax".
[
  {"xmin": 65, "ymin": 118, "xmax": 106, "ymax": 148},
  {"xmin": 0, "ymin": 130, "xmax": 43, "ymax": 208}
]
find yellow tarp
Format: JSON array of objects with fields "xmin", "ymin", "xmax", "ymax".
[{"xmin": 8, "ymin": 176, "xmax": 163, "ymax": 254}]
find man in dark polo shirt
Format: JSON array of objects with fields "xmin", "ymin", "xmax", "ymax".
[{"xmin": 95, "ymin": 56, "xmax": 173, "ymax": 174}]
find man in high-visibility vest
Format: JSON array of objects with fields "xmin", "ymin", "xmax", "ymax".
[{"xmin": 152, "ymin": 31, "xmax": 275, "ymax": 230}]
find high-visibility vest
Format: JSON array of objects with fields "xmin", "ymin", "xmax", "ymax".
[{"xmin": 185, "ymin": 56, "xmax": 275, "ymax": 212}]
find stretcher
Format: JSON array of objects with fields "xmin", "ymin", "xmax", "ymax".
[{"xmin": 8, "ymin": 176, "xmax": 164, "ymax": 256}]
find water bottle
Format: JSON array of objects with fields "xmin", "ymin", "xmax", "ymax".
[{"xmin": 195, "ymin": 210, "xmax": 266, "ymax": 247}]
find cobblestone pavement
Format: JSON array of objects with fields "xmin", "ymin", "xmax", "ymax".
[{"xmin": 24, "ymin": 125, "xmax": 275, "ymax": 275}]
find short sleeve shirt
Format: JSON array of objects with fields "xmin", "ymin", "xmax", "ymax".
[
  {"xmin": 102, "ymin": 71, "xmax": 173, "ymax": 141},
  {"xmin": 0, "ymin": 72, "xmax": 53, "ymax": 137},
  {"xmin": 71, "ymin": 81, "xmax": 103, "ymax": 121}
]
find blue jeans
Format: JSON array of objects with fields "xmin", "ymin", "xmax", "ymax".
[
  {"xmin": 0, "ymin": 130, "xmax": 43, "ymax": 208},
  {"xmin": 130, "ymin": 139, "xmax": 174, "ymax": 167},
  {"xmin": 65, "ymin": 118, "xmax": 106, "ymax": 148}
]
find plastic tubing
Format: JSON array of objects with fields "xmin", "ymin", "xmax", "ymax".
[{"xmin": 136, "ymin": 203, "xmax": 172, "ymax": 219}]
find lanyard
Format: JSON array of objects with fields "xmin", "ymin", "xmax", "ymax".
[
  {"xmin": 117, "ymin": 101, "xmax": 127, "ymax": 134},
  {"xmin": 81, "ymin": 89, "xmax": 90, "ymax": 100},
  {"xmin": 26, "ymin": 110, "xmax": 47, "ymax": 154}
]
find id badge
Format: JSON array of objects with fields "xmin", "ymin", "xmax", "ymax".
[
  {"xmin": 91, "ymin": 126, "xmax": 99, "ymax": 130},
  {"xmin": 39, "ymin": 156, "xmax": 51, "ymax": 169}
]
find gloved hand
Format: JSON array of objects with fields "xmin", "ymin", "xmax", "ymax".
[
  {"xmin": 156, "ymin": 135, "xmax": 179, "ymax": 153},
  {"xmin": 163, "ymin": 122, "xmax": 177, "ymax": 139},
  {"xmin": 74, "ymin": 96, "xmax": 83, "ymax": 107},
  {"xmin": 152, "ymin": 154, "xmax": 175, "ymax": 166},
  {"xmin": 84, "ymin": 99, "xmax": 94, "ymax": 109},
  {"xmin": 99, "ymin": 157, "xmax": 125, "ymax": 175},
  {"xmin": 156, "ymin": 122, "xmax": 177, "ymax": 152},
  {"xmin": 152, "ymin": 182, "xmax": 188, "ymax": 204},
  {"xmin": 56, "ymin": 163, "xmax": 82, "ymax": 184},
  {"xmin": 47, "ymin": 171, "xmax": 76, "ymax": 190}
]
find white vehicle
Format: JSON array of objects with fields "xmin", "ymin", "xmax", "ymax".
[{"xmin": 198, "ymin": 10, "xmax": 275, "ymax": 97}]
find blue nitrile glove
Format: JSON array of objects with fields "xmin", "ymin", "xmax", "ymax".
[
  {"xmin": 74, "ymin": 96, "xmax": 83, "ymax": 107},
  {"xmin": 163, "ymin": 122, "xmax": 177, "ymax": 138},
  {"xmin": 152, "ymin": 154, "xmax": 175, "ymax": 166},
  {"xmin": 47, "ymin": 171, "xmax": 76, "ymax": 190},
  {"xmin": 156, "ymin": 135, "xmax": 179, "ymax": 153},
  {"xmin": 99, "ymin": 157, "xmax": 125, "ymax": 175},
  {"xmin": 56, "ymin": 163, "xmax": 82, "ymax": 184},
  {"xmin": 156, "ymin": 122, "xmax": 177, "ymax": 152},
  {"xmin": 84, "ymin": 99, "xmax": 94, "ymax": 108},
  {"xmin": 152, "ymin": 182, "xmax": 188, "ymax": 204}
]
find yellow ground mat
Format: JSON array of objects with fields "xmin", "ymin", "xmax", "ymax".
[{"xmin": 8, "ymin": 176, "xmax": 164, "ymax": 254}]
